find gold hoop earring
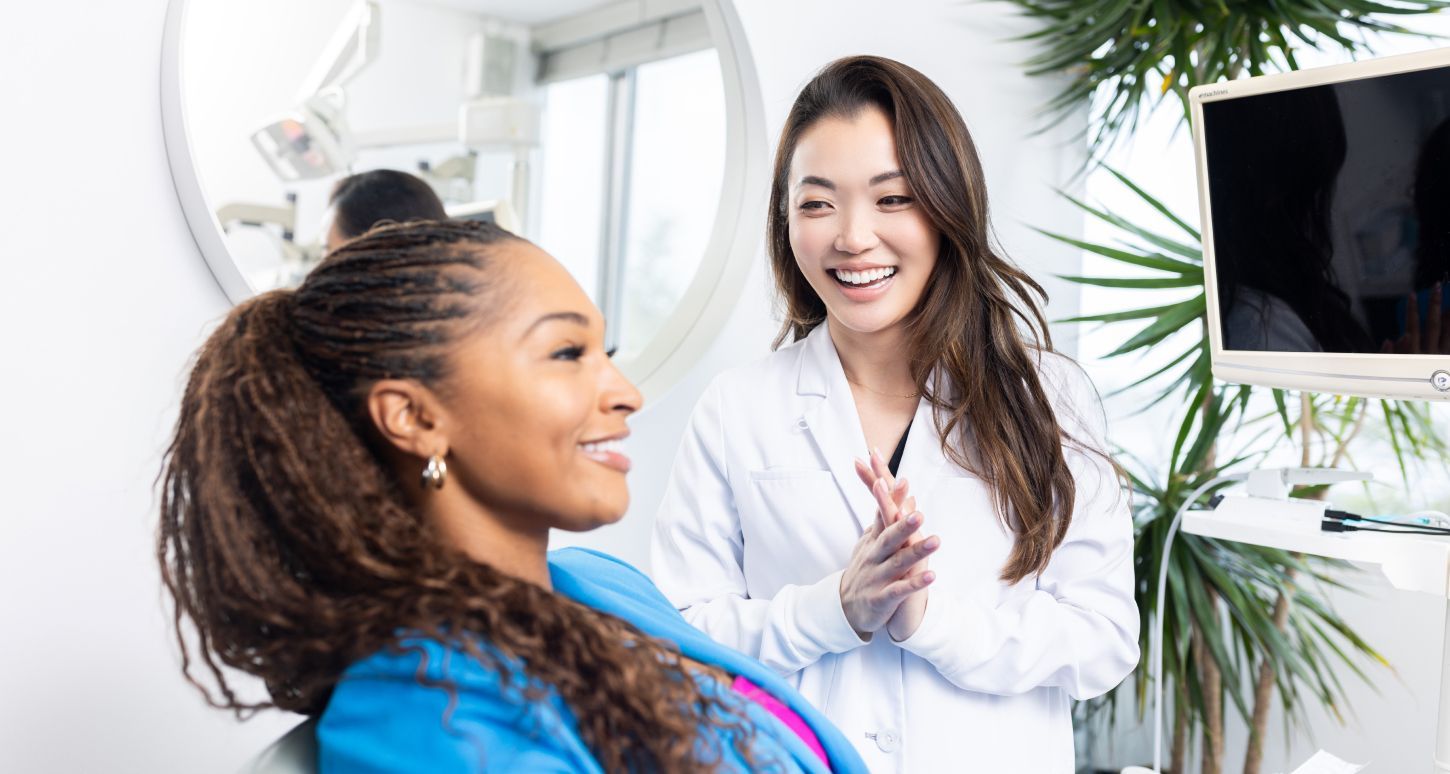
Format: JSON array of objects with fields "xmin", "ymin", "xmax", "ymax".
[{"xmin": 421, "ymin": 454, "xmax": 448, "ymax": 490}]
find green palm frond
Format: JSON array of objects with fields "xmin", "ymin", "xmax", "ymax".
[
  {"xmin": 1116, "ymin": 414, "xmax": 1387, "ymax": 739},
  {"xmin": 1022, "ymin": 5, "xmax": 1450, "ymax": 767},
  {"xmin": 1048, "ymin": 172, "xmax": 1450, "ymax": 481},
  {"xmin": 1241, "ymin": 389, "xmax": 1450, "ymax": 485},
  {"xmin": 1050, "ymin": 171, "xmax": 1438, "ymax": 754},
  {"xmin": 1007, "ymin": 0, "xmax": 1449, "ymax": 158},
  {"xmin": 1048, "ymin": 169, "xmax": 1210, "ymax": 408}
]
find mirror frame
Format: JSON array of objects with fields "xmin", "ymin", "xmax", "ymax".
[{"xmin": 160, "ymin": 0, "xmax": 768, "ymax": 403}]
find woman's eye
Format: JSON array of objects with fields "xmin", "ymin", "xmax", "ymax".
[
  {"xmin": 800, "ymin": 200, "xmax": 831, "ymax": 212},
  {"xmin": 880, "ymin": 195, "xmax": 913, "ymax": 207},
  {"xmin": 551, "ymin": 345, "xmax": 586, "ymax": 361}
]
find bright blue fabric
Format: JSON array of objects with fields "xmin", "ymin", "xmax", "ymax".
[{"xmin": 317, "ymin": 547, "xmax": 867, "ymax": 773}]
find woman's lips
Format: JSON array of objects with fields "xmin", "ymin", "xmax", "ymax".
[
  {"xmin": 579, "ymin": 439, "xmax": 632, "ymax": 473},
  {"xmin": 582, "ymin": 449, "xmax": 632, "ymax": 473},
  {"xmin": 831, "ymin": 269, "xmax": 896, "ymax": 302}
]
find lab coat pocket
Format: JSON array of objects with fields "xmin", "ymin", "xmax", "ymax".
[{"xmin": 742, "ymin": 469, "xmax": 854, "ymax": 594}]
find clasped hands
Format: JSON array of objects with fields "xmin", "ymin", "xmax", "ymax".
[{"xmin": 839, "ymin": 447, "xmax": 938, "ymax": 643}]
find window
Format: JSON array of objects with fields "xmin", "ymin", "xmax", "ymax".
[
  {"xmin": 618, "ymin": 49, "xmax": 726, "ymax": 357},
  {"xmin": 536, "ymin": 73, "xmax": 610, "ymax": 302},
  {"xmin": 534, "ymin": 47, "xmax": 726, "ymax": 357}
]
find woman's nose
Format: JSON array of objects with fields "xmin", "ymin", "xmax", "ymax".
[
  {"xmin": 602, "ymin": 358, "xmax": 644, "ymax": 415},
  {"xmin": 834, "ymin": 208, "xmax": 881, "ymax": 254}
]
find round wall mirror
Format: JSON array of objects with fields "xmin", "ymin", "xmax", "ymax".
[{"xmin": 162, "ymin": 0, "xmax": 766, "ymax": 400}]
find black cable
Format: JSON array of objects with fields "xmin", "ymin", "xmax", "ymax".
[
  {"xmin": 1321, "ymin": 520, "xmax": 1450, "ymax": 537},
  {"xmin": 1322, "ymin": 507, "xmax": 1450, "ymax": 535},
  {"xmin": 1351, "ymin": 516, "xmax": 1450, "ymax": 534}
]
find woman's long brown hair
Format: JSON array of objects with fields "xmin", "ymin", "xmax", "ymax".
[
  {"xmin": 158, "ymin": 221, "xmax": 750, "ymax": 771},
  {"xmin": 768, "ymin": 56, "xmax": 1101, "ymax": 584}
]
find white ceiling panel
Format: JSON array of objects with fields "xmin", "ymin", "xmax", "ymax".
[{"xmin": 400, "ymin": 0, "xmax": 612, "ymax": 26}]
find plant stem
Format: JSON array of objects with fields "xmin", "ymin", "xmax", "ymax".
[
  {"xmin": 1171, "ymin": 695, "xmax": 1187, "ymax": 774},
  {"xmin": 1301, "ymin": 393, "xmax": 1314, "ymax": 468},
  {"xmin": 1195, "ymin": 601, "xmax": 1225, "ymax": 774},
  {"xmin": 1248, "ymin": 393, "xmax": 1321, "ymax": 772},
  {"xmin": 1329, "ymin": 400, "xmax": 1369, "ymax": 469},
  {"xmin": 1193, "ymin": 360, "xmax": 1224, "ymax": 774},
  {"xmin": 1245, "ymin": 583, "xmax": 1294, "ymax": 774}
]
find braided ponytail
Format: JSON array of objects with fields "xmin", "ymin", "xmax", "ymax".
[{"xmin": 159, "ymin": 221, "xmax": 754, "ymax": 770}]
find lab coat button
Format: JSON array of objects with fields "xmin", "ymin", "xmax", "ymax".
[
  {"xmin": 874, "ymin": 729, "xmax": 900, "ymax": 753},
  {"xmin": 1433, "ymin": 370, "xmax": 1450, "ymax": 392},
  {"xmin": 795, "ymin": 418, "xmax": 809, "ymax": 430}
]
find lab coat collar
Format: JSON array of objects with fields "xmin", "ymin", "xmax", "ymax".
[
  {"xmin": 795, "ymin": 323, "xmax": 836, "ymax": 398},
  {"xmin": 793, "ymin": 325, "xmax": 954, "ymax": 532},
  {"xmin": 795, "ymin": 326, "xmax": 876, "ymax": 531}
]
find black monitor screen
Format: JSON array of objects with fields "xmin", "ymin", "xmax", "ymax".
[{"xmin": 1203, "ymin": 65, "xmax": 1450, "ymax": 353}]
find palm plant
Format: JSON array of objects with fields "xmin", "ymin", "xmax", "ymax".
[
  {"xmin": 1042, "ymin": 173, "xmax": 1449, "ymax": 773},
  {"xmin": 1120, "ymin": 419, "xmax": 1380, "ymax": 774},
  {"xmin": 1007, "ymin": 3, "xmax": 1450, "ymax": 768},
  {"xmin": 1010, "ymin": 0, "xmax": 1448, "ymax": 160}
]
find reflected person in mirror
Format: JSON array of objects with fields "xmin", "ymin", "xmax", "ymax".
[
  {"xmin": 1207, "ymin": 87, "xmax": 1375, "ymax": 353},
  {"xmin": 652, "ymin": 55, "xmax": 1138, "ymax": 773},
  {"xmin": 323, "ymin": 168, "xmax": 448, "ymax": 253},
  {"xmin": 1387, "ymin": 117, "xmax": 1450, "ymax": 354},
  {"xmin": 157, "ymin": 221, "xmax": 868, "ymax": 772}
]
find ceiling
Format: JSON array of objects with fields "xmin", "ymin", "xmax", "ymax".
[{"xmin": 403, "ymin": 0, "xmax": 610, "ymax": 26}]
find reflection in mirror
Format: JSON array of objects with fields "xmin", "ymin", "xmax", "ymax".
[{"xmin": 182, "ymin": 0, "xmax": 725, "ymax": 359}]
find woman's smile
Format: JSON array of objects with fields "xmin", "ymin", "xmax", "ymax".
[
  {"xmin": 829, "ymin": 264, "xmax": 898, "ymax": 302},
  {"xmin": 579, "ymin": 435, "xmax": 632, "ymax": 473}
]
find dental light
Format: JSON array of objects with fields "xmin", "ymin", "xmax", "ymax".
[{"xmin": 249, "ymin": 0, "xmax": 380, "ymax": 181}]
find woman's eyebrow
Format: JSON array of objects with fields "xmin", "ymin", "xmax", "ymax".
[
  {"xmin": 798, "ymin": 171, "xmax": 904, "ymax": 190},
  {"xmin": 522, "ymin": 311, "xmax": 590, "ymax": 339}
]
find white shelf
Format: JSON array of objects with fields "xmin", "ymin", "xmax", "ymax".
[
  {"xmin": 1183, "ymin": 511, "xmax": 1450, "ymax": 597},
  {"xmin": 1182, "ymin": 508, "xmax": 1450, "ymax": 771}
]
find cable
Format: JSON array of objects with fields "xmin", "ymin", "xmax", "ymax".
[
  {"xmin": 1150, "ymin": 473, "xmax": 1248, "ymax": 774},
  {"xmin": 1322, "ymin": 508, "xmax": 1450, "ymax": 536},
  {"xmin": 1322, "ymin": 520, "xmax": 1450, "ymax": 537},
  {"xmin": 1407, "ymin": 510, "xmax": 1450, "ymax": 528}
]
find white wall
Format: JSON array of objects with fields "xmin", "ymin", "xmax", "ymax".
[
  {"xmin": 0, "ymin": 2, "xmax": 304, "ymax": 771},
  {"xmin": 0, "ymin": 1, "xmax": 1085, "ymax": 772}
]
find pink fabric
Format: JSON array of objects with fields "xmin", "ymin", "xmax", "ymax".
[{"xmin": 731, "ymin": 675, "xmax": 829, "ymax": 768}]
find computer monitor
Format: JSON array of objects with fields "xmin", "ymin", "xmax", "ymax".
[{"xmin": 1191, "ymin": 47, "xmax": 1450, "ymax": 401}]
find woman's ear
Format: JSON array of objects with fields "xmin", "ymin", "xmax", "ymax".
[{"xmin": 366, "ymin": 379, "xmax": 447, "ymax": 458}]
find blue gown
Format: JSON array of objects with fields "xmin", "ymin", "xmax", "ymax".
[{"xmin": 317, "ymin": 547, "xmax": 869, "ymax": 773}]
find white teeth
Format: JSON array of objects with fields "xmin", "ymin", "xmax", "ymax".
[
  {"xmin": 833, "ymin": 267, "xmax": 896, "ymax": 286},
  {"xmin": 580, "ymin": 439, "xmax": 625, "ymax": 454}
]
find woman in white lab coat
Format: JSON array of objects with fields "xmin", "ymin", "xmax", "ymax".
[{"xmin": 651, "ymin": 56, "xmax": 1139, "ymax": 773}]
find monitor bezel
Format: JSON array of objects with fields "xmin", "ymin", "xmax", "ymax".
[{"xmin": 1190, "ymin": 46, "xmax": 1450, "ymax": 401}]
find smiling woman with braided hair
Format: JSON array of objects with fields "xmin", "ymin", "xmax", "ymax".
[{"xmin": 157, "ymin": 220, "xmax": 868, "ymax": 773}]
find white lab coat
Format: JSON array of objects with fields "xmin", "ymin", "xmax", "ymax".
[{"xmin": 650, "ymin": 324, "xmax": 1139, "ymax": 773}]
